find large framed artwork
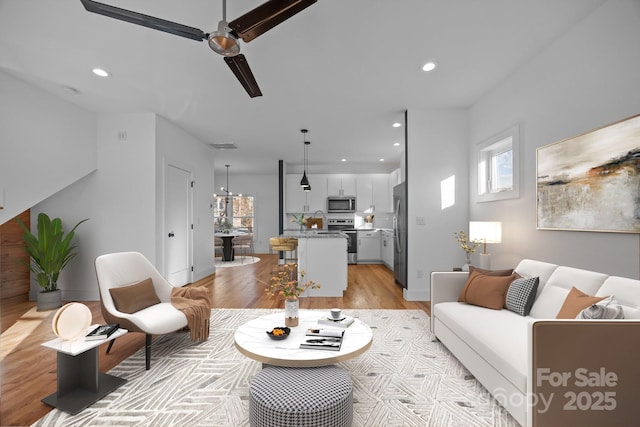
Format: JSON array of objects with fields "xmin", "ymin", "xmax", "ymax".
[{"xmin": 537, "ymin": 114, "xmax": 640, "ymax": 233}]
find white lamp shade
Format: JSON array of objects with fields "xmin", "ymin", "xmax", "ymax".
[{"xmin": 469, "ymin": 221, "xmax": 502, "ymax": 244}]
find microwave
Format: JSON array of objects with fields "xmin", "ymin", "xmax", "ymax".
[{"xmin": 327, "ymin": 196, "xmax": 357, "ymax": 213}]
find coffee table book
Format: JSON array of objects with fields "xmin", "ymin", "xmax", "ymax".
[
  {"xmin": 318, "ymin": 316, "xmax": 355, "ymax": 328},
  {"xmin": 300, "ymin": 328, "xmax": 344, "ymax": 351}
]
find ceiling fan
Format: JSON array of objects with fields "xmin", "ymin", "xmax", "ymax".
[{"xmin": 80, "ymin": 0, "xmax": 317, "ymax": 98}]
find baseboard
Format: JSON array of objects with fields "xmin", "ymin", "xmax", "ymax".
[{"xmin": 194, "ymin": 266, "xmax": 215, "ymax": 281}]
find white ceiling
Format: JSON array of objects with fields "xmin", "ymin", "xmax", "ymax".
[{"xmin": 0, "ymin": 0, "xmax": 606, "ymax": 175}]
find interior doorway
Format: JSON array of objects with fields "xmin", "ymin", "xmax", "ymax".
[{"xmin": 165, "ymin": 164, "xmax": 192, "ymax": 286}]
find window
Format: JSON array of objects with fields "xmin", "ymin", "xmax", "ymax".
[
  {"xmin": 477, "ymin": 125, "xmax": 519, "ymax": 202},
  {"xmin": 214, "ymin": 195, "xmax": 255, "ymax": 232}
]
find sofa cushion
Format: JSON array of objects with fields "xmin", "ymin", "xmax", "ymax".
[
  {"xmin": 505, "ymin": 276, "xmax": 539, "ymax": 316},
  {"xmin": 529, "ymin": 266, "xmax": 608, "ymax": 319},
  {"xmin": 556, "ymin": 286, "xmax": 606, "ymax": 319},
  {"xmin": 109, "ymin": 277, "xmax": 161, "ymax": 314},
  {"xmin": 458, "ymin": 270, "xmax": 518, "ymax": 309},
  {"xmin": 576, "ymin": 295, "xmax": 624, "ymax": 319},
  {"xmin": 513, "ymin": 259, "xmax": 558, "ymax": 295},
  {"xmin": 596, "ymin": 276, "xmax": 640, "ymax": 319},
  {"xmin": 434, "ymin": 302, "xmax": 530, "ymax": 393}
]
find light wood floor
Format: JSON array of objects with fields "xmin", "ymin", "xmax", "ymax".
[{"xmin": 0, "ymin": 255, "xmax": 429, "ymax": 426}]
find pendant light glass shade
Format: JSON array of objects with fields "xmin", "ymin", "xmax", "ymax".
[{"xmin": 299, "ymin": 129, "xmax": 311, "ymax": 189}]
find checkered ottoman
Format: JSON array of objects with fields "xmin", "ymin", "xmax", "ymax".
[{"xmin": 249, "ymin": 365, "xmax": 353, "ymax": 427}]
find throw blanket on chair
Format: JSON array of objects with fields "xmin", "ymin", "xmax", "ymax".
[{"xmin": 170, "ymin": 287, "xmax": 212, "ymax": 341}]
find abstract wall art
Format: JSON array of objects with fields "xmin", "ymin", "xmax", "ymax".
[{"xmin": 537, "ymin": 114, "xmax": 640, "ymax": 233}]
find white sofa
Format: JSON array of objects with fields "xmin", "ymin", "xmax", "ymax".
[{"xmin": 431, "ymin": 259, "xmax": 640, "ymax": 427}]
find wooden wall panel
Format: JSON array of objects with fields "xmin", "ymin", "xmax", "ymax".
[{"xmin": 1, "ymin": 210, "xmax": 30, "ymax": 301}]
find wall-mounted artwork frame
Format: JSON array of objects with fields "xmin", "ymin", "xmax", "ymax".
[{"xmin": 537, "ymin": 114, "xmax": 640, "ymax": 233}]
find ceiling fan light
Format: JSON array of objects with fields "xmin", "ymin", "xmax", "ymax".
[{"xmin": 208, "ymin": 21, "xmax": 240, "ymax": 56}]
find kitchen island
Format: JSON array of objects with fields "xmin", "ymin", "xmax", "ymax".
[{"xmin": 282, "ymin": 231, "xmax": 348, "ymax": 297}]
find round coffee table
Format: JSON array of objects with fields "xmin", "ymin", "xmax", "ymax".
[{"xmin": 234, "ymin": 310, "xmax": 373, "ymax": 367}]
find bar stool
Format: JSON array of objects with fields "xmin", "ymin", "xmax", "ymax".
[{"xmin": 269, "ymin": 237, "xmax": 297, "ymax": 264}]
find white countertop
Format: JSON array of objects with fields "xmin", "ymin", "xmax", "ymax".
[{"xmin": 283, "ymin": 230, "xmax": 348, "ymax": 238}]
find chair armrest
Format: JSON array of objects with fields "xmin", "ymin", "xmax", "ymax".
[{"xmin": 528, "ymin": 320, "xmax": 640, "ymax": 427}]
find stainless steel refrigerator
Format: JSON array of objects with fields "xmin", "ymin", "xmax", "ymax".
[{"xmin": 393, "ymin": 182, "xmax": 407, "ymax": 288}]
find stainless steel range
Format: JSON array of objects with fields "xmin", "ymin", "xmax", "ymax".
[{"xmin": 327, "ymin": 218, "xmax": 357, "ymax": 264}]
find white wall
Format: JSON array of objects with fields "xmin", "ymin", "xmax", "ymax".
[
  {"xmin": 405, "ymin": 108, "xmax": 469, "ymax": 300},
  {"xmin": 156, "ymin": 116, "xmax": 215, "ymax": 281},
  {"xmin": 469, "ymin": 0, "xmax": 640, "ymax": 278},
  {"xmin": 35, "ymin": 113, "xmax": 158, "ymax": 300},
  {"xmin": 213, "ymin": 171, "xmax": 280, "ymax": 254},
  {"xmin": 0, "ymin": 70, "xmax": 97, "ymax": 225}
]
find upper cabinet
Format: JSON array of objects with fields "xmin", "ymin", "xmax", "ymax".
[
  {"xmin": 356, "ymin": 174, "xmax": 391, "ymax": 213},
  {"xmin": 286, "ymin": 174, "xmax": 327, "ymax": 213},
  {"xmin": 286, "ymin": 172, "xmax": 394, "ymax": 213},
  {"xmin": 327, "ymin": 175, "xmax": 356, "ymax": 196}
]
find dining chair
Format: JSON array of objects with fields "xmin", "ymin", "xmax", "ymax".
[
  {"xmin": 214, "ymin": 236, "xmax": 224, "ymax": 259},
  {"xmin": 233, "ymin": 233, "xmax": 253, "ymax": 263}
]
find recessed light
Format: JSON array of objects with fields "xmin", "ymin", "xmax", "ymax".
[
  {"xmin": 422, "ymin": 61, "xmax": 438, "ymax": 72},
  {"xmin": 92, "ymin": 68, "xmax": 110, "ymax": 77},
  {"xmin": 393, "ymin": 142, "xmax": 401, "ymax": 147},
  {"xmin": 392, "ymin": 122, "xmax": 402, "ymax": 128},
  {"xmin": 379, "ymin": 158, "xmax": 385, "ymax": 162},
  {"xmin": 341, "ymin": 158, "xmax": 347, "ymax": 162}
]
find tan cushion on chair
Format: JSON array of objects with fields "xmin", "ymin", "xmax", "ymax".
[{"xmin": 109, "ymin": 277, "xmax": 161, "ymax": 314}]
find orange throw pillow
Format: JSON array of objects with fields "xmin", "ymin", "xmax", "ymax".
[
  {"xmin": 556, "ymin": 286, "xmax": 606, "ymax": 319},
  {"xmin": 458, "ymin": 270, "xmax": 518, "ymax": 310}
]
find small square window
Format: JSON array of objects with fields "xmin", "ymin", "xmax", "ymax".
[{"xmin": 477, "ymin": 125, "xmax": 519, "ymax": 202}]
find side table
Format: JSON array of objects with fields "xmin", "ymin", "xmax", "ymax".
[{"xmin": 41, "ymin": 326, "xmax": 128, "ymax": 415}]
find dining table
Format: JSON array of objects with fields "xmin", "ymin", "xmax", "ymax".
[{"xmin": 214, "ymin": 231, "xmax": 247, "ymax": 262}]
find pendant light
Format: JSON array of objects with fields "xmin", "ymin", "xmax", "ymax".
[{"xmin": 299, "ymin": 129, "xmax": 311, "ymax": 191}]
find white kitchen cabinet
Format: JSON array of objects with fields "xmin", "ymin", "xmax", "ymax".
[
  {"xmin": 357, "ymin": 229, "xmax": 381, "ymax": 263},
  {"xmin": 381, "ymin": 230, "xmax": 394, "ymax": 270},
  {"xmin": 286, "ymin": 174, "xmax": 327, "ymax": 213},
  {"xmin": 305, "ymin": 173, "xmax": 327, "ymax": 212},
  {"xmin": 327, "ymin": 175, "xmax": 356, "ymax": 196},
  {"xmin": 356, "ymin": 174, "xmax": 391, "ymax": 213}
]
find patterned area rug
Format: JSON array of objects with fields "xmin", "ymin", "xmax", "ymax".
[
  {"xmin": 33, "ymin": 309, "xmax": 519, "ymax": 427},
  {"xmin": 214, "ymin": 256, "xmax": 260, "ymax": 268}
]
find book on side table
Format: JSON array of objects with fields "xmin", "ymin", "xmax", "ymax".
[
  {"xmin": 85, "ymin": 324, "xmax": 120, "ymax": 341},
  {"xmin": 300, "ymin": 328, "xmax": 344, "ymax": 351}
]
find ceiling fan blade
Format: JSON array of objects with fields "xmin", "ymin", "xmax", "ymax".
[
  {"xmin": 229, "ymin": 0, "xmax": 317, "ymax": 43},
  {"xmin": 80, "ymin": 0, "xmax": 207, "ymax": 41},
  {"xmin": 224, "ymin": 55, "xmax": 262, "ymax": 98}
]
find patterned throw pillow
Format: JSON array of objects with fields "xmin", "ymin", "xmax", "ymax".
[
  {"xmin": 577, "ymin": 295, "xmax": 624, "ymax": 319},
  {"xmin": 505, "ymin": 276, "xmax": 539, "ymax": 316}
]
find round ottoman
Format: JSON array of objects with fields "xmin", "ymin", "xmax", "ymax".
[{"xmin": 249, "ymin": 365, "xmax": 353, "ymax": 427}]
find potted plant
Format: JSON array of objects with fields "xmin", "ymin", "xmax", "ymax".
[{"xmin": 16, "ymin": 213, "xmax": 88, "ymax": 311}]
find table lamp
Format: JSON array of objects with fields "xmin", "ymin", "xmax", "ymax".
[{"xmin": 469, "ymin": 221, "xmax": 502, "ymax": 269}]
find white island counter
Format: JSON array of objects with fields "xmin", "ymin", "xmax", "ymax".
[{"xmin": 282, "ymin": 231, "xmax": 348, "ymax": 297}]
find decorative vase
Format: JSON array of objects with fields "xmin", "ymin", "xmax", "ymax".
[
  {"xmin": 284, "ymin": 298, "xmax": 299, "ymax": 327},
  {"xmin": 461, "ymin": 254, "xmax": 471, "ymax": 272},
  {"xmin": 299, "ymin": 224, "xmax": 305, "ymax": 232},
  {"xmin": 37, "ymin": 289, "xmax": 62, "ymax": 311}
]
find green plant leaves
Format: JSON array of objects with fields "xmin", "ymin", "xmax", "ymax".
[{"xmin": 15, "ymin": 213, "xmax": 88, "ymax": 292}]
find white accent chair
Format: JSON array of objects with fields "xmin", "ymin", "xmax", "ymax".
[{"xmin": 95, "ymin": 251, "xmax": 188, "ymax": 370}]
